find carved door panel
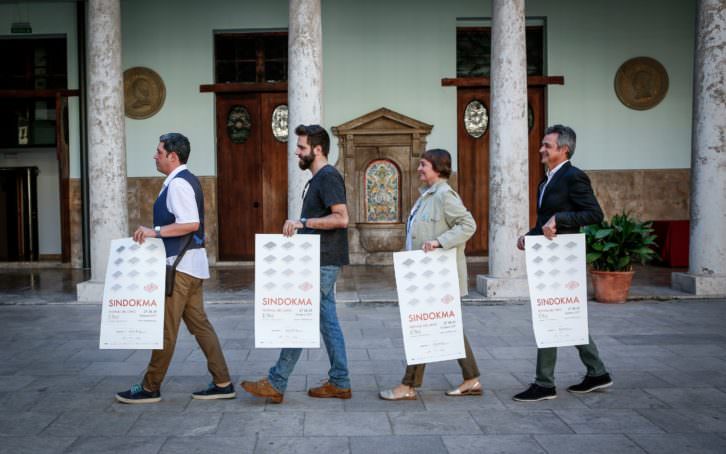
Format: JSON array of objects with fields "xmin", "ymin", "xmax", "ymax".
[
  {"xmin": 456, "ymin": 87, "xmax": 546, "ymax": 256},
  {"xmin": 216, "ymin": 92, "xmax": 288, "ymax": 261}
]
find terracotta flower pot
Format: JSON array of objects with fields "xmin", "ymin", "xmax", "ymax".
[{"xmin": 590, "ymin": 270, "xmax": 635, "ymax": 303}]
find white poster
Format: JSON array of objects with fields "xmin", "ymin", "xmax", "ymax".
[
  {"xmin": 99, "ymin": 238, "xmax": 166, "ymax": 349},
  {"xmin": 393, "ymin": 249, "xmax": 466, "ymax": 365},
  {"xmin": 525, "ymin": 233, "xmax": 589, "ymax": 348},
  {"xmin": 255, "ymin": 234, "xmax": 320, "ymax": 348}
]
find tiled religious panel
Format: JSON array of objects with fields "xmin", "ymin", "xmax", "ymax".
[{"xmin": 364, "ymin": 159, "xmax": 400, "ymax": 223}]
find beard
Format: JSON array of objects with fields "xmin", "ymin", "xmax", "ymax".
[{"xmin": 298, "ymin": 153, "xmax": 315, "ymax": 170}]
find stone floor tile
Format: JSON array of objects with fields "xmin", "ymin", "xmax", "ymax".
[
  {"xmin": 255, "ymin": 436, "xmax": 349, "ymax": 454},
  {"xmin": 263, "ymin": 391, "xmax": 345, "ymax": 412},
  {"xmin": 376, "ymin": 373, "xmax": 450, "ymax": 390},
  {"xmin": 0, "ymin": 412, "xmax": 59, "ymax": 436},
  {"xmin": 636, "ymin": 408, "xmax": 726, "ymax": 433},
  {"xmin": 29, "ymin": 391, "xmax": 112, "ymax": 413},
  {"xmin": 534, "ymin": 434, "xmax": 646, "ymax": 454},
  {"xmin": 304, "ymin": 412, "xmax": 391, "ymax": 436},
  {"xmin": 420, "ymin": 390, "xmax": 506, "ymax": 411},
  {"xmin": 469, "ymin": 409, "xmax": 573, "ymax": 434},
  {"xmin": 644, "ymin": 370, "xmax": 726, "ymax": 388},
  {"xmin": 456, "ymin": 372, "xmax": 526, "ymax": 390},
  {"xmin": 643, "ymin": 387, "xmax": 726, "ymax": 407},
  {"xmin": 185, "ymin": 392, "xmax": 265, "ymax": 413},
  {"xmin": 186, "ymin": 348, "xmax": 249, "ymax": 362},
  {"xmin": 342, "ymin": 390, "xmax": 426, "ymax": 412},
  {"xmin": 160, "ymin": 436, "xmax": 256, "ymax": 454},
  {"xmin": 129, "ymin": 413, "xmax": 221, "ymax": 437},
  {"xmin": 350, "ymin": 435, "xmax": 446, "ymax": 454},
  {"xmin": 63, "ymin": 436, "xmax": 166, "ymax": 454},
  {"xmin": 627, "ymin": 433, "xmax": 726, "ymax": 454},
  {"xmin": 553, "ymin": 409, "xmax": 664, "ymax": 434},
  {"xmin": 80, "ymin": 361, "xmax": 147, "ymax": 376},
  {"xmin": 573, "ymin": 388, "xmax": 670, "ymax": 409},
  {"xmin": 442, "ymin": 435, "xmax": 546, "ymax": 454},
  {"xmin": 495, "ymin": 388, "xmax": 589, "ymax": 410},
  {"xmin": 217, "ymin": 412, "xmax": 304, "ymax": 436},
  {"xmin": 388, "ymin": 411, "xmax": 481, "ymax": 435},
  {"xmin": 0, "ymin": 375, "xmax": 39, "ymax": 391},
  {"xmin": 42, "ymin": 410, "xmax": 139, "ymax": 436},
  {"xmin": 0, "ymin": 436, "xmax": 76, "ymax": 454},
  {"xmin": 337, "ymin": 373, "xmax": 378, "ymax": 391}
]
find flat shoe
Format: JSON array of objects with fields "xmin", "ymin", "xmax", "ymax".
[
  {"xmin": 445, "ymin": 381, "xmax": 482, "ymax": 396},
  {"xmin": 379, "ymin": 388, "xmax": 417, "ymax": 401}
]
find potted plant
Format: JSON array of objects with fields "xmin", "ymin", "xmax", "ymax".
[{"xmin": 583, "ymin": 212, "xmax": 657, "ymax": 303}]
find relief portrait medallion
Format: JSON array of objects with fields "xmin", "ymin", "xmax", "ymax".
[
  {"xmin": 614, "ymin": 57, "xmax": 669, "ymax": 111},
  {"xmin": 123, "ymin": 67, "xmax": 166, "ymax": 119}
]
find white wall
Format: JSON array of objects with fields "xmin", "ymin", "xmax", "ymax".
[
  {"xmin": 4, "ymin": 0, "xmax": 695, "ymax": 178},
  {"xmin": 0, "ymin": 149, "xmax": 62, "ymax": 254}
]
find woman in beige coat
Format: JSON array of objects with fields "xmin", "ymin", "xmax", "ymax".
[{"xmin": 379, "ymin": 148, "xmax": 481, "ymax": 401}]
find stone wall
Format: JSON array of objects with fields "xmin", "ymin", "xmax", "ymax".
[{"xmin": 67, "ymin": 168, "xmax": 690, "ymax": 266}]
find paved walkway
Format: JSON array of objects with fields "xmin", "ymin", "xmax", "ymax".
[{"xmin": 1, "ymin": 299, "xmax": 726, "ymax": 453}]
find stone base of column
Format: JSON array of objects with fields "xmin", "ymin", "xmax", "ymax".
[
  {"xmin": 672, "ymin": 272, "xmax": 726, "ymax": 296},
  {"xmin": 476, "ymin": 275, "xmax": 529, "ymax": 299},
  {"xmin": 76, "ymin": 280, "xmax": 105, "ymax": 303}
]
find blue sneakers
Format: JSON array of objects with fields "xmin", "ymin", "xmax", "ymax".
[{"xmin": 115, "ymin": 384, "xmax": 161, "ymax": 404}]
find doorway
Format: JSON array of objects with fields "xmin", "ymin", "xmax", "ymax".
[
  {"xmin": 216, "ymin": 92, "xmax": 288, "ymax": 260},
  {"xmin": 456, "ymin": 86, "xmax": 546, "ymax": 256}
]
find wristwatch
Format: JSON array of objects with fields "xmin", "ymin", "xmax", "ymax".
[
  {"xmin": 154, "ymin": 226, "xmax": 161, "ymax": 238},
  {"xmin": 300, "ymin": 218, "xmax": 307, "ymax": 229}
]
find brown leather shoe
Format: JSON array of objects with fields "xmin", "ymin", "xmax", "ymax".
[
  {"xmin": 308, "ymin": 381, "xmax": 352, "ymax": 399},
  {"xmin": 240, "ymin": 378, "xmax": 283, "ymax": 404}
]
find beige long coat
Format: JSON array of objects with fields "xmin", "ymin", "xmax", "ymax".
[{"xmin": 407, "ymin": 180, "xmax": 476, "ymax": 296}]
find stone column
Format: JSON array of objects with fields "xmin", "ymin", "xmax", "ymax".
[
  {"xmin": 77, "ymin": 0, "xmax": 128, "ymax": 302},
  {"xmin": 287, "ymin": 0, "xmax": 323, "ymax": 218},
  {"xmin": 672, "ymin": 0, "xmax": 726, "ymax": 295},
  {"xmin": 476, "ymin": 0, "xmax": 530, "ymax": 298}
]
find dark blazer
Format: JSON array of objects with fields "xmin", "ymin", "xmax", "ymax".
[{"xmin": 527, "ymin": 161, "xmax": 603, "ymax": 236}]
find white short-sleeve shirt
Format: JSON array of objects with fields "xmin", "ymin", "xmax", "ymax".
[{"xmin": 161, "ymin": 165, "xmax": 210, "ymax": 279}]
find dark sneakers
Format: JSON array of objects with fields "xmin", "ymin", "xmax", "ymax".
[
  {"xmin": 192, "ymin": 382, "xmax": 237, "ymax": 400},
  {"xmin": 567, "ymin": 373, "xmax": 613, "ymax": 394},
  {"xmin": 512, "ymin": 383, "xmax": 557, "ymax": 402},
  {"xmin": 116, "ymin": 384, "xmax": 161, "ymax": 404}
]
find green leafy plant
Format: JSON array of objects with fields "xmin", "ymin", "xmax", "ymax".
[{"xmin": 583, "ymin": 212, "xmax": 658, "ymax": 271}]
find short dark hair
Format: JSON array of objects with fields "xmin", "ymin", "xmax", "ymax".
[
  {"xmin": 295, "ymin": 124, "xmax": 330, "ymax": 157},
  {"xmin": 159, "ymin": 132, "xmax": 191, "ymax": 164},
  {"xmin": 544, "ymin": 124, "xmax": 576, "ymax": 159},
  {"xmin": 421, "ymin": 148, "xmax": 452, "ymax": 179}
]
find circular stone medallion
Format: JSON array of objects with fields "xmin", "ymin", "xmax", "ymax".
[
  {"xmin": 271, "ymin": 104, "xmax": 288, "ymax": 142},
  {"xmin": 614, "ymin": 57, "xmax": 669, "ymax": 110},
  {"xmin": 123, "ymin": 67, "xmax": 166, "ymax": 119},
  {"xmin": 227, "ymin": 106, "xmax": 252, "ymax": 144}
]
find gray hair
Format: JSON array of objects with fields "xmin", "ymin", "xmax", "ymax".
[{"xmin": 544, "ymin": 124, "xmax": 576, "ymax": 159}]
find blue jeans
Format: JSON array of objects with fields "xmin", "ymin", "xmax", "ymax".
[{"xmin": 268, "ymin": 265, "xmax": 350, "ymax": 393}]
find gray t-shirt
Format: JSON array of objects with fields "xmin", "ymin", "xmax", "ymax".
[{"xmin": 299, "ymin": 164, "xmax": 350, "ymax": 266}]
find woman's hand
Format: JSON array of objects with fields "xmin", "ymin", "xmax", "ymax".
[{"xmin": 422, "ymin": 240, "xmax": 440, "ymax": 252}]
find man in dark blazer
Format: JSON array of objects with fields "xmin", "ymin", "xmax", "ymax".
[{"xmin": 514, "ymin": 124, "xmax": 613, "ymax": 402}]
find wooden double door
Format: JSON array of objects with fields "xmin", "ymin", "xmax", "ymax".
[
  {"xmin": 216, "ymin": 92, "xmax": 288, "ymax": 260},
  {"xmin": 457, "ymin": 86, "xmax": 546, "ymax": 256}
]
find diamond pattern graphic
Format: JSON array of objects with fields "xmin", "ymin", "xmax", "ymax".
[
  {"xmin": 299, "ymin": 282, "xmax": 313, "ymax": 292},
  {"xmin": 146, "ymin": 243, "xmax": 158, "ymax": 251},
  {"xmin": 549, "ymin": 269, "xmax": 560, "ymax": 276},
  {"xmin": 300, "ymin": 241, "xmax": 312, "ymax": 250},
  {"xmin": 115, "ymin": 245, "xmax": 125, "ymax": 254},
  {"xmin": 567, "ymin": 267, "xmax": 578, "ymax": 275},
  {"xmin": 282, "ymin": 269, "xmax": 294, "ymax": 276},
  {"xmin": 404, "ymin": 272, "xmax": 417, "ymax": 280},
  {"xmin": 550, "ymin": 282, "xmax": 561, "ymax": 289},
  {"xmin": 112, "ymin": 270, "xmax": 123, "ymax": 279},
  {"xmin": 144, "ymin": 283, "xmax": 158, "ymax": 293},
  {"xmin": 566, "ymin": 241, "xmax": 577, "ymax": 249},
  {"xmin": 129, "ymin": 257, "xmax": 140, "ymax": 265},
  {"xmin": 425, "ymin": 296, "xmax": 437, "ymax": 304},
  {"xmin": 111, "ymin": 284, "xmax": 122, "ymax": 291},
  {"xmin": 403, "ymin": 258, "xmax": 415, "ymax": 267},
  {"xmin": 566, "ymin": 255, "xmax": 578, "ymax": 262},
  {"xmin": 264, "ymin": 269, "xmax": 276, "ymax": 276},
  {"xmin": 423, "ymin": 270, "xmax": 434, "ymax": 278},
  {"xmin": 264, "ymin": 255, "xmax": 276, "ymax": 263},
  {"xmin": 534, "ymin": 256, "xmax": 544, "ymax": 264},
  {"xmin": 439, "ymin": 268, "xmax": 450, "ymax": 276},
  {"xmin": 283, "ymin": 282, "xmax": 294, "ymax": 290},
  {"xmin": 547, "ymin": 256, "xmax": 560, "ymax": 263},
  {"xmin": 146, "ymin": 271, "xmax": 157, "ymax": 277},
  {"xmin": 114, "ymin": 258, "xmax": 123, "ymax": 266},
  {"xmin": 424, "ymin": 283, "xmax": 435, "ymax": 291},
  {"xmin": 146, "ymin": 257, "xmax": 157, "ymax": 264},
  {"xmin": 437, "ymin": 254, "xmax": 448, "ymax": 262},
  {"xmin": 535, "ymin": 270, "xmax": 545, "ymax": 277},
  {"xmin": 127, "ymin": 283, "xmax": 139, "ymax": 291},
  {"xmin": 129, "ymin": 244, "xmax": 140, "ymax": 251},
  {"xmin": 421, "ymin": 256, "xmax": 432, "ymax": 265},
  {"xmin": 264, "ymin": 282, "xmax": 276, "ymax": 290},
  {"xmin": 532, "ymin": 243, "xmax": 542, "ymax": 250},
  {"xmin": 536, "ymin": 283, "xmax": 546, "ymax": 290},
  {"xmin": 300, "ymin": 255, "xmax": 312, "ymax": 263},
  {"xmin": 547, "ymin": 242, "xmax": 559, "ymax": 250},
  {"xmin": 282, "ymin": 255, "xmax": 295, "ymax": 263},
  {"xmin": 408, "ymin": 298, "xmax": 420, "ymax": 306},
  {"xmin": 282, "ymin": 242, "xmax": 295, "ymax": 250},
  {"xmin": 406, "ymin": 285, "xmax": 418, "ymax": 292},
  {"xmin": 263, "ymin": 241, "xmax": 276, "ymax": 250},
  {"xmin": 128, "ymin": 270, "xmax": 139, "ymax": 278}
]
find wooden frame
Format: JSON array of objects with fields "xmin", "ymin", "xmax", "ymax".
[
  {"xmin": 199, "ymin": 82, "xmax": 287, "ymax": 93},
  {"xmin": 441, "ymin": 76, "xmax": 564, "ymax": 87}
]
